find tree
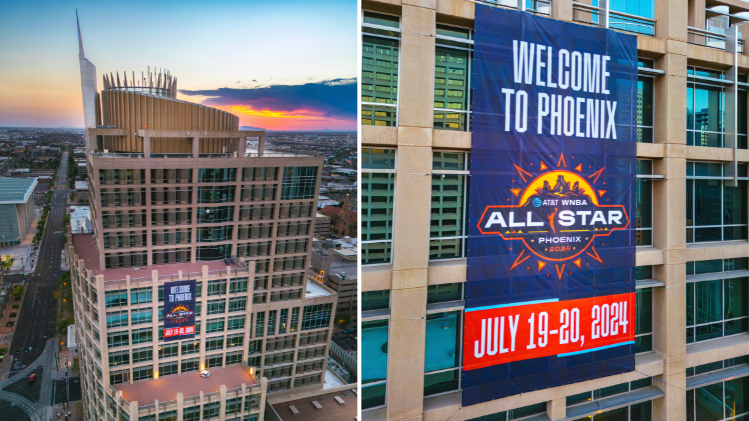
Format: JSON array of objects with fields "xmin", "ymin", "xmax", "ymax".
[{"xmin": 347, "ymin": 222, "xmax": 356, "ymax": 236}]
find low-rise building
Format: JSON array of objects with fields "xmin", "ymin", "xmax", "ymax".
[
  {"xmin": 0, "ymin": 177, "xmax": 37, "ymax": 246},
  {"xmin": 69, "ymin": 205, "xmax": 91, "ymax": 234},
  {"xmin": 75, "ymin": 180, "xmax": 89, "ymax": 202},
  {"xmin": 314, "ymin": 213, "xmax": 330, "ymax": 237}
]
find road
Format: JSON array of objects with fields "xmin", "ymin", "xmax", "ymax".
[{"xmin": 8, "ymin": 152, "xmax": 69, "ymax": 376}]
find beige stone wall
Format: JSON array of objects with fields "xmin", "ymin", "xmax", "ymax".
[{"xmin": 361, "ymin": 0, "xmax": 749, "ymax": 420}]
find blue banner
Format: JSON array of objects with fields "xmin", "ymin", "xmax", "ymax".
[
  {"xmin": 464, "ymin": 5, "xmax": 638, "ymax": 405},
  {"xmin": 164, "ymin": 279, "xmax": 197, "ymax": 342}
]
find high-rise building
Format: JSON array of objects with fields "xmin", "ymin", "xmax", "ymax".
[
  {"xmin": 361, "ymin": 0, "xmax": 749, "ymax": 420},
  {"xmin": 69, "ymin": 16, "xmax": 337, "ymax": 421}
]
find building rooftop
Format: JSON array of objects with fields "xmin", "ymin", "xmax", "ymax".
[
  {"xmin": 70, "ymin": 206, "xmax": 91, "ymax": 234},
  {"xmin": 71, "ymin": 234, "xmax": 243, "ymax": 282},
  {"xmin": 0, "ymin": 177, "xmax": 37, "ymax": 204},
  {"xmin": 75, "ymin": 180, "xmax": 88, "ymax": 190},
  {"xmin": 113, "ymin": 363, "xmax": 258, "ymax": 406},
  {"xmin": 305, "ymin": 279, "xmax": 334, "ymax": 298},
  {"xmin": 273, "ymin": 389, "xmax": 357, "ymax": 421}
]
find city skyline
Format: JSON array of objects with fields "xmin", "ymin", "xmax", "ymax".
[{"xmin": 0, "ymin": 0, "xmax": 356, "ymax": 130}]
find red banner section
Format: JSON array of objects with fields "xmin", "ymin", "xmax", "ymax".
[{"xmin": 463, "ymin": 293, "xmax": 635, "ymax": 371}]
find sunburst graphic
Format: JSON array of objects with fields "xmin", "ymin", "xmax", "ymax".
[{"xmin": 477, "ymin": 153, "xmax": 629, "ymax": 280}]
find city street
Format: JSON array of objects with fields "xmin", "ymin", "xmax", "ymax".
[{"xmin": 0, "ymin": 152, "xmax": 71, "ymax": 420}]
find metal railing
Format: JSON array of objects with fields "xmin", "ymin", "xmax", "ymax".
[
  {"xmin": 688, "ymin": 26, "xmax": 745, "ymax": 53},
  {"xmin": 330, "ymin": 341, "xmax": 357, "ymax": 371},
  {"xmin": 149, "ymin": 153, "xmax": 192, "ymax": 158},
  {"xmin": 91, "ymin": 152, "xmax": 144, "ymax": 159},
  {"xmin": 572, "ymin": 2, "xmax": 655, "ymax": 37}
]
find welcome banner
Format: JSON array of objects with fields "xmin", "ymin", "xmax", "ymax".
[{"xmin": 464, "ymin": 5, "xmax": 638, "ymax": 405}]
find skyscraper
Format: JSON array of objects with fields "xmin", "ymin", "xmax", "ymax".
[{"xmin": 70, "ymin": 15, "xmax": 337, "ymax": 421}]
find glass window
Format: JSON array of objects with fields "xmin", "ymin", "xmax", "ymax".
[
  {"xmin": 281, "ymin": 166, "xmax": 317, "ymax": 200},
  {"xmin": 198, "ymin": 168, "xmax": 236, "ymax": 183},
  {"xmin": 636, "ymin": 76, "xmax": 654, "ymax": 142},
  {"xmin": 197, "ymin": 186, "xmax": 235, "ymax": 203},
  {"xmin": 424, "ymin": 311, "xmax": 460, "ymax": 397},
  {"xmin": 687, "ymin": 162, "xmax": 747, "ymax": 243},
  {"xmin": 687, "ymin": 374, "xmax": 749, "ymax": 421},
  {"xmin": 427, "ymin": 283, "xmax": 463, "ymax": 304},
  {"xmin": 301, "ymin": 304, "xmax": 332, "ymax": 330},
  {"xmin": 197, "ymin": 206, "xmax": 234, "ymax": 223},
  {"xmin": 636, "ymin": 288, "xmax": 653, "ymax": 353},
  {"xmin": 609, "ymin": 0, "xmax": 655, "ymax": 36},
  {"xmin": 106, "ymin": 311, "xmax": 128, "ymax": 328},
  {"xmin": 131, "ymin": 328, "xmax": 153, "ymax": 345},
  {"xmin": 105, "ymin": 290, "xmax": 127, "ymax": 308},
  {"xmin": 362, "ymin": 319, "xmax": 388, "ymax": 410},
  {"xmin": 362, "ymin": 12, "xmax": 400, "ymax": 127},
  {"xmin": 434, "ymin": 28, "xmax": 472, "ymax": 131},
  {"xmin": 362, "ymin": 157, "xmax": 395, "ymax": 264},
  {"xmin": 131, "ymin": 309, "xmax": 152, "ymax": 325},
  {"xmin": 687, "ymin": 76, "xmax": 725, "ymax": 147},
  {"xmin": 362, "ymin": 290, "xmax": 390, "ymax": 311},
  {"xmin": 687, "ymin": 265, "xmax": 749, "ymax": 343},
  {"xmin": 636, "ymin": 160, "xmax": 653, "ymax": 246}
]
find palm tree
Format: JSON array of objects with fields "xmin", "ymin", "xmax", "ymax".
[{"xmin": 347, "ymin": 222, "xmax": 356, "ymax": 237}]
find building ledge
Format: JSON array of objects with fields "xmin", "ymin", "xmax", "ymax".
[
  {"xmin": 634, "ymin": 247, "xmax": 663, "ymax": 266},
  {"xmin": 564, "ymin": 387, "xmax": 664, "ymax": 420},
  {"xmin": 687, "ymin": 333, "xmax": 749, "ymax": 368},
  {"xmin": 686, "ymin": 241, "xmax": 749, "ymax": 261},
  {"xmin": 687, "ymin": 364, "xmax": 749, "ymax": 390}
]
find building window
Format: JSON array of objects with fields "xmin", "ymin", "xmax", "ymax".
[
  {"xmin": 105, "ymin": 290, "xmax": 127, "ymax": 308},
  {"xmin": 181, "ymin": 358, "xmax": 199, "ymax": 374},
  {"xmin": 131, "ymin": 309, "xmax": 152, "ymax": 325},
  {"xmin": 427, "ymin": 283, "xmax": 463, "ymax": 304},
  {"xmin": 279, "ymin": 309, "xmax": 289, "ymax": 334},
  {"xmin": 132, "ymin": 347, "xmax": 152, "ymax": 363},
  {"xmin": 230, "ymin": 278, "xmax": 248, "ymax": 293},
  {"xmin": 431, "ymin": 152, "xmax": 469, "ymax": 260},
  {"xmin": 159, "ymin": 343, "xmax": 178, "ymax": 359},
  {"xmin": 109, "ymin": 369, "xmax": 129, "ymax": 385},
  {"xmin": 687, "ymin": 356, "xmax": 748, "ymax": 377},
  {"xmin": 198, "ymin": 168, "xmax": 236, "ymax": 183},
  {"xmin": 107, "ymin": 332, "xmax": 129, "ymax": 348},
  {"xmin": 567, "ymin": 378, "xmax": 652, "ymax": 404},
  {"xmin": 362, "ymin": 290, "xmax": 390, "ymax": 311},
  {"xmin": 687, "ymin": 373, "xmax": 749, "ymax": 420},
  {"xmin": 108, "ymin": 351, "xmax": 129, "ymax": 367},
  {"xmin": 132, "ymin": 365, "xmax": 152, "ymax": 382},
  {"xmin": 206, "ymin": 319, "xmax": 226, "ymax": 333},
  {"xmin": 226, "ymin": 352, "xmax": 243, "ymax": 365},
  {"xmin": 206, "ymin": 337, "xmax": 224, "ymax": 351},
  {"xmin": 637, "ymin": 74, "xmax": 654, "ymax": 143},
  {"xmin": 229, "ymin": 297, "xmax": 246, "ymax": 313},
  {"xmin": 131, "ymin": 328, "xmax": 153, "ymax": 345},
  {"xmin": 181, "ymin": 340, "xmax": 199, "ymax": 356},
  {"xmin": 636, "ymin": 160, "xmax": 654, "ymax": 246},
  {"xmin": 255, "ymin": 312, "xmax": 265, "ymax": 337},
  {"xmin": 159, "ymin": 361, "xmax": 178, "ymax": 377},
  {"xmin": 207, "ymin": 300, "xmax": 226, "ymax": 315},
  {"xmin": 207, "ymin": 280, "xmax": 227, "ymax": 296},
  {"xmin": 687, "ymin": 258, "xmax": 749, "ymax": 343},
  {"xmin": 635, "ymin": 267, "xmax": 654, "ymax": 353},
  {"xmin": 197, "ymin": 206, "xmax": 234, "ymax": 223},
  {"xmin": 197, "ymin": 186, "xmax": 235, "ymax": 203},
  {"xmin": 686, "ymin": 67, "xmax": 747, "ymax": 148},
  {"xmin": 228, "ymin": 315, "xmax": 245, "ymax": 331},
  {"xmin": 197, "ymin": 225, "xmax": 233, "ymax": 242},
  {"xmin": 301, "ymin": 304, "xmax": 332, "ymax": 330},
  {"xmin": 434, "ymin": 26, "xmax": 472, "ymax": 131},
  {"xmin": 268, "ymin": 310, "xmax": 277, "ymax": 336},
  {"xmin": 362, "ymin": 319, "xmax": 388, "ymax": 410},
  {"xmin": 362, "ymin": 148, "xmax": 395, "ymax": 265},
  {"xmin": 424, "ymin": 311, "xmax": 461, "ymax": 397},
  {"xmin": 281, "ymin": 166, "xmax": 317, "ymax": 200},
  {"xmin": 130, "ymin": 287, "xmax": 152, "ymax": 304},
  {"xmin": 361, "ymin": 11, "xmax": 400, "ymax": 126},
  {"xmin": 207, "ymin": 354, "xmax": 223, "ymax": 368},
  {"xmin": 687, "ymin": 162, "xmax": 748, "ymax": 243},
  {"xmin": 196, "ymin": 244, "xmax": 232, "ymax": 260},
  {"xmin": 106, "ymin": 311, "xmax": 128, "ymax": 328},
  {"xmin": 227, "ymin": 334, "xmax": 244, "ymax": 348}
]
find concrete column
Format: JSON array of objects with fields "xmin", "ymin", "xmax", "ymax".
[
  {"xmin": 654, "ymin": 54, "xmax": 687, "ymax": 146},
  {"xmin": 259, "ymin": 377, "xmax": 268, "ymax": 421},
  {"xmin": 193, "ymin": 137, "xmax": 200, "ymax": 158},
  {"xmin": 177, "ymin": 392, "xmax": 184, "ymax": 421},
  {"xmin": 655, "ymin": 0, "xmax": 688, "ymax": 41},
  {"xmin": 547, "ymin": 397, "xmax": 566, "ymax": 420},
  {"xmin": 551, "ymin": 0, "xmax": 573, "ymax": 22},
  {"xmin": 219, "ymin": 385, "xmax": 227, "ymax": 419},
  {"xmin": 129, "ymin": 401, "xmax": 139, "ymax": 420},
  {"xmin": 143, "ymin": 136, "xmax": 150, "ymax": 158},
  {"xmin": 258, "ymin": 134, "xmax": 265, "ymax": 156}
]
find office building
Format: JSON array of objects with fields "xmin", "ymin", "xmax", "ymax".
[
  {"xmin": 360, "ymin": 0, "xmax": 749, "ymax": 420},
  {"xmin": 0, "ymin": 177, "xmax": 37, "ymax": 246},
  {"xmin": 69, "ymin": 15, "xmax": 337, "ymax": 421}
]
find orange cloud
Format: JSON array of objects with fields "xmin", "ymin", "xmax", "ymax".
[{"xmin": 220, "ymin": 105, "xmax": 325, "ymax": 120}]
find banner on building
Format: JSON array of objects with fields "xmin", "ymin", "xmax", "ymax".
[
  {"xmin": 464, "ymin": 5, "xmax": 638, "ymax": 405},
  {"xmin": 163, "ymin": 279, "xmax": 197, "ymax": 342}
]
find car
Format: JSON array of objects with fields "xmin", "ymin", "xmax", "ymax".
[{"xmin": 28, "ymin": 374, "xmax": 35, "ymax": 383}]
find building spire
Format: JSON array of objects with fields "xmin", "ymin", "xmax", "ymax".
[{"xmin": 76, "ymin": 9, "xmax": 84, "ymax": 57}]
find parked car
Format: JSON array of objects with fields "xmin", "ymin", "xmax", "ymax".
[{"xmin": 28, "ymin": 374, "xmax": 35, "ymax": 383}]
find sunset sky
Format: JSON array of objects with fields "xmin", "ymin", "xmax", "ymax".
[{"xmin": 0, "ymin": 0, "xmax": 356, "ymax": 130}]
